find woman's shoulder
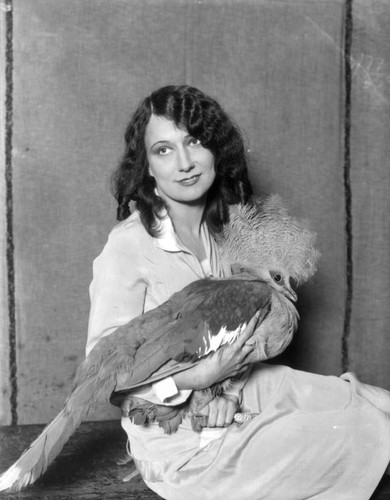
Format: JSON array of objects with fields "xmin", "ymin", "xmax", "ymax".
[
  {"xmin": 110, "ymin": 210, "xmax": 148, "ymax": 237},
  {"xmin": 103, "ymin": 211, "xmax": 153, "ymax": 256}
]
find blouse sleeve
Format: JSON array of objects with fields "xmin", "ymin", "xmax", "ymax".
[
  {"xmin": 86, "ymin": 229, "xmax": 147, "ymax": 356},
  {"xmin": 86, "ymin": 227, "xmax": 191, "ymax": 406}
]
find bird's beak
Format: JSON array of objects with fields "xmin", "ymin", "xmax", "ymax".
[{"xmin": 283, "ymin": 283, "xmax": 297, "ymax": 302}]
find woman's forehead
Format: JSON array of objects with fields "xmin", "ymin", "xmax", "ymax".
[{"xmin": 145, "ymin": 114, "xmax": 188, "ymax": 146}]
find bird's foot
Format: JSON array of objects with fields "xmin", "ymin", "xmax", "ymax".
[
  {"xmin": 191, "ymin": 414, "xmax": 209, "ymax": 432},
  {"xmin": 158, "ymin": 411, "xmax": 184, "ymax": 434}
]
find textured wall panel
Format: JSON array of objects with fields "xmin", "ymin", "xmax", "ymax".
[
  {"xmin": 349, "ymin": 0, "xmax": 390, "ymax": 387},
  {"xmin": 181, "ymin": 0, "xmax": 346, "ymax": 375},
  {"xmin": 2, "ymin": 0, "xmax": 387, "ymax": 425}
]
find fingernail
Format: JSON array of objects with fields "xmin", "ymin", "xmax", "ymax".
[{"xmin": 255, "ymin": 310, "xmax": 260, "ymax": 319}]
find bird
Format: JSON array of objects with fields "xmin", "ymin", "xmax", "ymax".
[
  {"xmin": 0, "ymin": 194, "xmax": 320, "ymax": 492},
  {"xmin": 116, "ymin": 195, "xmax": 320, "ymax": 431}
]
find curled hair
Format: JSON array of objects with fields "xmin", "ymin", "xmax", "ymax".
[{"xmin": 111, "ymin": 85, "xmax": 253, "ymax": 235}]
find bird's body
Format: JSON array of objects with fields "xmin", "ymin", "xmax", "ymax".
[{"xmin": 0, "ymin": 195, "xmax": 319, "ymax": 492}]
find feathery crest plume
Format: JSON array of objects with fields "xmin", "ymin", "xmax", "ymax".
[{"xmin": 220, "ymin": 195, "xmax": 320, "ymax": 284}]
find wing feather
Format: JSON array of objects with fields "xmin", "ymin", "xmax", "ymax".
[{"xmin": 113, "ymin": 278, "xmax": 272, "ymax": 393}]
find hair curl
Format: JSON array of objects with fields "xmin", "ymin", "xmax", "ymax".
[{"xmin": 111, "ymin": 85, "xmax": 253, "ymax": 235}]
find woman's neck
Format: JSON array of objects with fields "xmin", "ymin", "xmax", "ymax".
[{"xmin": 167, "ymin": 201, "xmax": 207, "ymax": 261}]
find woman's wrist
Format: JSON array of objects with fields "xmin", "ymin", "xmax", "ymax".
[{"xmin": 220, "ymin": 392, "xmax": 241, "ymax": 406}]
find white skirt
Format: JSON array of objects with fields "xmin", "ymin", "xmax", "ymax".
[{"xmin": 122, "ymin": 363, "xmax": 390, "ymax": 500}]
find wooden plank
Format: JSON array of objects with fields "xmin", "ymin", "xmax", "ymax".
[{"xmin": 0, "ymin": 420, "xmax": 389, "ymax": 499}]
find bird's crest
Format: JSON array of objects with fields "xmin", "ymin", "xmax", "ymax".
[{"xmin": 219, "ymin": 195, "xmax": 320, "ymax": 284}]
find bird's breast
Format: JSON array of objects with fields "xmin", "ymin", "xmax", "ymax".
[{"xmin": 251, "ymin": 291, "xmax": 299, "ymax": 360}]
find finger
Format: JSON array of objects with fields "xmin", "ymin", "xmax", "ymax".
[
  {"xmin": 235, "ymin": 343, "xmax": 255, "ymax": 364},
  {"xmin": 245, "ymin": 347, "xmax": 262, "ymax": 364},
  {"xmin": 225, "ymin": 401, "xmax": 237, "ymax": 426},
  {"xmin": 241, "ymin": 342, "xmax": 255, "ymax": 354},
  {"xmin": 215, "ymin": 399, "xmax": 228, "ymax": 427},
  {"xmin": 239, "ymin": 311, "xmax": 261, "ymax": 345},
  {"xmin": 207, "ymin": 400, "xmax": 218, "ymax": 427}
]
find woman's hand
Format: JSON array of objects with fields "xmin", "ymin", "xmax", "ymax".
[
  {"xmin": 198, "ymin": 395, "xmax": 240, "ymax": 428},
  {"xmin": 173, "ymin": 311, "xmax": 260, "ymax": 391}
]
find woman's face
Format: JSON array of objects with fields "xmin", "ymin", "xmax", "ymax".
[{"xmin": 144, "ymin": 114, "xmax": 216, "ymax": 208}]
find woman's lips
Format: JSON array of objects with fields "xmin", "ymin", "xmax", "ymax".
[{"xmin": 177, "ymin": 174, "xmax": 201, "ymax": 186}]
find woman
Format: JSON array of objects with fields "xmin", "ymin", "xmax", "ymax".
[{"xmin": 87, "ymin": 85, "xmax": 390, "ymax": 499}]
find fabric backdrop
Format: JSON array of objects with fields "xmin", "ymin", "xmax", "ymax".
[{"xmin": 0, "ymin": 0, "xmax": 389, "ymax": 425}]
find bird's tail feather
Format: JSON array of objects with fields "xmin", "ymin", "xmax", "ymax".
[{"xmin": 0, "ymin": 380, "xmax": 93, "ymax": 492}]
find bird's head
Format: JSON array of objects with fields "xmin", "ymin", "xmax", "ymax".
[
  {"xmin": 220, "ymin": 195, "xmax": 320, "ymax": 300},
  {"xmin": 259, "ymin": 268, "xmax": 298, "ymax": 302},
  {"xmin": 231, "ymin": 263, "xmax": 298, "ymax": 302}
]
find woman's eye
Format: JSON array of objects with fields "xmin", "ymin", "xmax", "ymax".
[
  {"xmin": 157, "ymin": 147, "xmax": 170, "ymax": 155},
  {"xmin": 189, "ymin": 138, "xmax": 201, "ymax": 146}
]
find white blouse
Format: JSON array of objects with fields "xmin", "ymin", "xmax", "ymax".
[{"xmin": 87, "ymin": 209, "xmax": 228, "ymax": 405}]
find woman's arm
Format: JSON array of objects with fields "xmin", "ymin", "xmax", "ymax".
[
  {"xmin": 171, "ymin": 312, "xmax": 260, "ymax": 427},
  {"xmin": 88, "ymin": 225, "xmax": 258, "ymax": 412},
  {"xmin": 87, "ymin": 232, "xmax": 147, "ymax": 356},
  {"xmin": 172, "ymin": 310, "xmax": 259, "ymax": 391},
  {"xmin": 88, "ymin": 228, "xmax": 191, "ymax": 406}
]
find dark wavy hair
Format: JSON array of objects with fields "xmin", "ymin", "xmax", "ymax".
[{"xmin": 111, "ymin": 85, "xmax": 253, "ymax": 236}]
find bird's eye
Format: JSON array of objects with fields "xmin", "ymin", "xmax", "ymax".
[{"xmin": 272, "ymin": 273, "xmax": 282, "ymax": 283}]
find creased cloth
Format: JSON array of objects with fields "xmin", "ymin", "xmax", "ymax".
[
  {"xmin": 87, "ymin": 209, "xmax": 227, "ymax": 406},
  {"xmin": 131, "ymin": 364, "xmax": 390, "ymax": 500},
  {"xmin": 87, "ymin": 209, "xmax": 390, "ymax": 499}
]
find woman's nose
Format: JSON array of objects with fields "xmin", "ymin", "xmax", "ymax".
[{"xmin": 178, "ymin": 147, "xmax": 194, "ymax": 172}]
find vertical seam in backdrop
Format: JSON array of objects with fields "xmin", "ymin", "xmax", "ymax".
[
  {"xmin": 342, "ymin": 0, "xmax": 353, "ymax": 373},
  {"xmin": 5, "ymin": 0, "xmax": 17, "ymax": 425}
]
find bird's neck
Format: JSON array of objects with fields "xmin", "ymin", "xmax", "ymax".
[{"xmin": 230, "ymin": 264, "xmax": 261, "ymax": 281}]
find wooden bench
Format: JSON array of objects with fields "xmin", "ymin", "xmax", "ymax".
[{"xmin": 1, "ymin": 421, "xmax": 389, "ymax": 499}]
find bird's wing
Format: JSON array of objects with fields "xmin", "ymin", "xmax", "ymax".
[
  {"xmin": 0, "ymin": 279, "xmax": 272, "ymax": 492},
  {"xmin": 115, "ymin": 358, "xmax": 198, "ymax": 391},
  {"xmin": 113, "ymin": 278, "xmax": 272, "ymax": 393}
]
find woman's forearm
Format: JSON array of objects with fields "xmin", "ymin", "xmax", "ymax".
[{"xmin": 172, "ymin": 363, "xmax": 210, "ymax": 391}]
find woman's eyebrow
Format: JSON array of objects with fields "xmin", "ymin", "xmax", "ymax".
[
  {"xmin": 151, "ymin": 140, "xmax": 169, "ymax": 147},
  {"xmin": 151, "ymin": 134, "xmax": 191, "ymax": 149}
]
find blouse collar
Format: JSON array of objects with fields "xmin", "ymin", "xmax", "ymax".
[
  {"xmin": 151, "ymin": 208, "xmax": 230, "ymax": 278},
  {"xmin": 153, "ymin": 210, "xmax": 183, "ymax": 252},
  {"xmin": 153, "ymin": 208, "xmax": 210, "ymax": 255}
]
